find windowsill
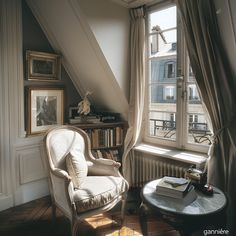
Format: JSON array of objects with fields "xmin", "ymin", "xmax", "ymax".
[{"xmin": 134, "ymin": 143, "xmax": 208, "ymax": 169}]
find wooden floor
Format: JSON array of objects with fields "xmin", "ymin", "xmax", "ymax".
[{"xmin": 0, "ymin": 189, "xmax": 180, "ymax": 236}]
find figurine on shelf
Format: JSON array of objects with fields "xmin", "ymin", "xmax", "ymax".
[{"xmin": 77, "ymin": 91, "xmax": 92, "ymax": 116}]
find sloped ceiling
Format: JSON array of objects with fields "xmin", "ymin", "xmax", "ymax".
[{"xmin": 26, "ymin": 0, "xmax": 129, "ymax": 119}]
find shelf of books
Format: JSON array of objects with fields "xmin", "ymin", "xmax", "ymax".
[{"xmin": 72, "ymin": 122, "xmax": 127, "ymax": 164}]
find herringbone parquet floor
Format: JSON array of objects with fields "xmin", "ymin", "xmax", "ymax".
[{"xmin": 0, "ymin": 189, "xmax": 180, "ymax": 236}]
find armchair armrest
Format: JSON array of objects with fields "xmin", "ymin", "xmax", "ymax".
[
  {"xmin": 51, "ymin": 167, "xmax": 72, "ymax": 181},
  {"xmin": 49, "ymin": 168, "xmax": 75, "ymax": 219},
  {"xmin": 94, "ymin": 158, "xmax": 121, "ymax": 168},
  {"xmin": 87, "ymin": 158, "xmax": 122, "ymax": 177}
]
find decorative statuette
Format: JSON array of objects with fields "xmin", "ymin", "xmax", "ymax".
[{"xmin": 77, "ymin": 91, "xmax": 92, "ymax": 116}]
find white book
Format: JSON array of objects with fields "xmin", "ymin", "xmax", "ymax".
[
  {"xmin": 156, "ymin": 185, "xmax": 197, "ymax": 205},
  {"xmin": 156, "ymin": 176, "xmax": 191, "ymax": 198}
]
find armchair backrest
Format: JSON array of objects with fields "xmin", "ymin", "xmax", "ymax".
[{"xmin": 45, "ymin": 126, "xmax": 90, "ymax": 171}]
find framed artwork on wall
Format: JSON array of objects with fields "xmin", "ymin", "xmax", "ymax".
[
  {"xmin": 26, "ymin": 87, "xmax": 64, "ymax": 135},
  {"xmin": 26, "ymin": 51, "xmax": 61, "ymax": 81}
]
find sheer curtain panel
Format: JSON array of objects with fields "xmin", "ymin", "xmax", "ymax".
[{"xmin": 122, "ymin": 6, "xmax": 146, "ymax": 185}]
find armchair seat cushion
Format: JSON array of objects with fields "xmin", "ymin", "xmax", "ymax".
[{"xmin": 73, "ymin": 176, "xmax": 128, "ymax": 213}]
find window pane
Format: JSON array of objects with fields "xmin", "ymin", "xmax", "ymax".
[
  {"xmin": 162, "ymin": 29, "xmax": 177, "ymax": 43},
  {"xmin": 188, "ymin": 84, "xmax": 200, "ymax": 101},
  {"xmin": 149, "ymin": 6, "xmax": 176, "ymax": 32},
  {"xmin": 150, "ymin": 30, "xmax": 176, "ymax": 56},
  {"xmin": 148, "ymin": 5, "xmax": 177, "ymax": 142},
  {"xmin": 187, "ymin": 79, "xmax": 211, "ymax": 145},
  {"xmin": 149, "ymin": 111, "xmax": 176, "ymax": 140}
]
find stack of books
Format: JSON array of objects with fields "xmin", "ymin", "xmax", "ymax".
[
  {"xmin": 156, "ymin": 176, "xmax": 197, "ymax": 205},
  {"xmin": 92, "ymin": 149, "xmax": 121, "ymax": 162},
  {"xmin": 69, "ymin": 115, "xmax": 101, "ymax": 124}
]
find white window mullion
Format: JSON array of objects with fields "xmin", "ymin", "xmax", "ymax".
[
  {"xmin": 176, "ymin": 77, "xmax": 184, "ymax": 149},
  {"xmin": 176, "ymin": 11, "xmax": 186, "ymax": 149},
  {"xmin": 182, "ymin": 40, "xmax": 189, "ymax": 149}
]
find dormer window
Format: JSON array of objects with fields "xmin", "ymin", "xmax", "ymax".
[{"xmin": 165, "ymin": 62, "xmax": 175, "ymax": 78}]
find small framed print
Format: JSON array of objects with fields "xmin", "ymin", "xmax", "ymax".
[
  {"xmin": 26, "ymin": 87, "xmax": 64, "ymax": 135},
  {"xmin": 26, "ymin": 51, "xmax": 61, "ymax": 81},
  {"xmin": 69, "ymin": 107, "xmax": 79, "ymax": 118}
]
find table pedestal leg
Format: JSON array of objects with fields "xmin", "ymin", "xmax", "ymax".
[{"xmin": 139, "ymin": 202, "xmax": 149, "ymax": 236}]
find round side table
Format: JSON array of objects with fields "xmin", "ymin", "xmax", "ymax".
[{"xmin": 139, "ymin": 179, "xmax": 227, "ymax": 236}]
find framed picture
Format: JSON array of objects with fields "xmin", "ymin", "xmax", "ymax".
[
  {"xmin": 26, "ymin": 87, "xmax": 64, "ymax": 135},
  {"xmin": 69, "ymin": 106, "xmax": 79, "ymax": 118},
  {"xmin": 26, "ymin": 51, "xmax": 61, "ymax": 81}
]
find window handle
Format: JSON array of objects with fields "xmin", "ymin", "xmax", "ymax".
[{"xmin": 182, "ymin": 90, "xmax": 187, "ymax": 100}]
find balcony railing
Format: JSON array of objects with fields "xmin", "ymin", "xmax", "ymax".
[
  {"xmin": 150, "ymin": 119, "xmax": 176, "ymax": 138},
  {"xmin": 150, "ymin": 119, "xmax": 212, "ymax": 144}
]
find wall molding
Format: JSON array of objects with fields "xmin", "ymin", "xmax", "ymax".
[{"xmin": 18, "ymin": 144, "xmax": 47, "ymax": 185}]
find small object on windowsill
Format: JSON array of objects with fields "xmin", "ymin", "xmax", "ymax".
[{"xmin": 185, "ymin": 166, "xmax": 207, "ymax": 186}]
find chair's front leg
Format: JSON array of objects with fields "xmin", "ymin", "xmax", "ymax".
[
  {"xmin": 121, "ymin": 192, "xmax": 128, "ymax": 225},
  {"xmin": 71, "ymin": 219, "xmax": 80, "ymax": 236}
]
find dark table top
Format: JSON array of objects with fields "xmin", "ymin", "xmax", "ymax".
[{"xmin": 141, "ymin": 179, "xmax": 227, "ymax": 217}]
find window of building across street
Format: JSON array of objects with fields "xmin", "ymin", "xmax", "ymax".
[{"xmin": 145, "ymin": 2, "xmax": 212, "ymax": 152}]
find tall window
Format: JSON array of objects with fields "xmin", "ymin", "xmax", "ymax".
[{"xmin": 146, "ymin": 3, "xmax": 211, "ymax": 152}]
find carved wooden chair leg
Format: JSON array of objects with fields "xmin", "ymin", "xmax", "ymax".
[
  {"xmin": 120, "ymin": 193, "xmax": 128, "ymax": 225},
  {"xmin": 71, "ymin": 220, "xmax": 79, "ymax": 236}
]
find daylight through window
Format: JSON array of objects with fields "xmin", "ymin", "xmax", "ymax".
[{"xmin": 145, "ymin": 3, "xmax": 211, "ymax": 152}]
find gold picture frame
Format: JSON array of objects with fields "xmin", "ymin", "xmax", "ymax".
[
  {"xmin": 26, "ymin": 51, "xmax": 61, "ymax": 81},
  {"xmin": 26, "ymin": 87, "xmax": 64, "ymax": 135}
]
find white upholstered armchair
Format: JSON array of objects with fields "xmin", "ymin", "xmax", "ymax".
[{"xmin": 44, "ymin": 125, "xmax": 129, "ymax": 236}]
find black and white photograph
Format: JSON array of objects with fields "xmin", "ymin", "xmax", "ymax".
[
  {"xmin": 36, "ymin": 95, "xmax": 57, "ymax": 126},
  {"xmin": 27, "ymin": 88, "xmax": 64, "ymax": 134}
]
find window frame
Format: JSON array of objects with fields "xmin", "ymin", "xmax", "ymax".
[{"xmin": 144, "ymin": 2, "xmax": 210, "ymax": 154}]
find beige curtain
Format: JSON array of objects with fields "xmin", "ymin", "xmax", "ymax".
[
  {"xmin": 177, "ymin": 0, "xmax": 236, "ymax": 233},
  {"xmin": 122, "ymin": 6, "xmax": 146, "ymax": 185}
]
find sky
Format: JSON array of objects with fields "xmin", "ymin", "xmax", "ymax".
[{"xmin": 150, "ymin": 6, "xmax": 177, "ymax": 43}]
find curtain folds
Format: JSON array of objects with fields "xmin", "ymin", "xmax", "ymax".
[
  {"xmin": 122, "ymin": 6, "xmax": 146, "ymax": 185},
  {"xmin": 177, "ymin": 0, "xmax": 236, "ymax": 233}
]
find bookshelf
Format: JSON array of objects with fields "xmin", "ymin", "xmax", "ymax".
[{"xmin": 72, "ymin": 121, "xmax": 127, "ymax": 164}]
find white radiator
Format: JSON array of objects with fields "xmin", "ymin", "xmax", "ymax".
[{"xmin": 130, "ymin": 154, "xmax": 190, "ymax": 187}]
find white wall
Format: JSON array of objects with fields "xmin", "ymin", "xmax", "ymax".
[
  {"xmin": 0, "ymin": 0, "xmax": 49, "ymax": 211},
  {"xmin": 78, "ymin": 0, "xmax": 130, "ymax": 99}
]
